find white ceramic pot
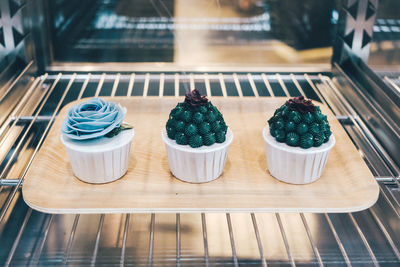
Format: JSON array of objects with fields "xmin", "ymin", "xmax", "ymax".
[
  {"xmin": 263, "ymin": 125, "xmax": 335, "ymax": 184},
  {"xmin": 162, "ymin": 128, "xmax": 233, "ymax": 183},
  {"xmin": 61, "ymin": 129, "xmax": 135, "ymax": 184}
]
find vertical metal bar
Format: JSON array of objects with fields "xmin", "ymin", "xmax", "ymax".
[
  {"xmin": 94, "ymin": 73, "xmax": 106, "ymax": 97},
  {"xmin": 290, "ymin": 74, "xmax": 307, "ymax": 97},
  {"xmin": 261, "ymin": 74, "xmax": 274, "ymax": 97},
  {"xmin": 189, "ymin": 73, "xmax": 195, "ymax": 91},
  {"xmin": 369, "ymin": 208, "xmax": 400, "ymax": 260},
  {"xmin": 247, "ymin": 73, "xmax": 260, "ymax": 98},
  {"xmin": 29, "ymin": 214, "xmax": 54, "ymax": 266},
  {"xmin": 0, "ymin": 73, "xmax": 63, "ymax": 223},
  {"xmin": 176, "ymin": 213, "xmax": 181, "ymax": 267},
  {"xmin": 175, "ymin": 73, "xmax": 179, "ymax": 98},
  {"xmin": 201, "ymin": 213, "xmax": 209, "ymax": 267},
  {"xmin": 127, "ymin": 73, "xmax": 135, "ymax": 97},
  {"xmin": 324, "ymin": 214, "xmax": 351, "ymax": 267},
  {"xmin": 218, "ymin": 73, "xmax": 228, "ymax": 98},
  {"xmin": 251, "ymin": 213, "xmax": 267, "ymax": 267},
  {"xmin": 63, "ymin": 214, "xmax": 80, "ymax": 266},
  {"xmin": 77, "ymin": 73, "xmax": 91, "ymax": 100},
  {"xmin": 226, "ymin": 213, "xmax": 239, "ymax": 267},
  {"xmin": 143, "ymin": 73, "xmax": 150, "ymax": 97},
  {"xmin": 204, "ymin": 73, "xmax": 212, "ymax": 97},
  {"xmin": 5, "ymin": 208, "xmax": 32, "ymax": 267},
  {"xmin": 91, "ymin": 214, "xmax": 105, "ymax": 267},
  {"xmin": 0, "ymin": 61, "xmax": 34, "ymax": 102},
  {"xmin": 276, "ymin": 74, "xmax": 290, "ymax": 96},
  {"xmin": 233, "ymin": 73, "xmax": 243, "ymax": 98},
  {"xmin": 304, "ymin": 74, "xmax": 327, "ymax": 105},
  {"xmin": 300, "ymin": 214, "xmax": 323, "ymax": 267},
  {"xmin": 120, "ymin": 214, "xmax": 130, "ymax": 267},
  {"xmin": 384, "ymin": 76, "xmax": 400, "ymax": 93},
  {"xmin": 111, "ymin": 73, "xmax": 120, "ymax": 97},
  {"xmin": 275, "ymin": 213, "xmax": 296, "ymax": 267},
  {"xmin": 348, "ymin": 213, "xmax": 379, "ymax": 267},
  {"xmin": 159, "ymin": 73, "xmax": 165, "ymax": 97},
  {"xmin": 148, "ymin": 213, "xmax": 155, "ymax": 266}
]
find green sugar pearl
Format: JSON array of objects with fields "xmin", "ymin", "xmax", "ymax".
[
  {"xmin": 286, "ymin": 132, "xmax": 300, "ymax": 147},
  {"xmin": 189, "ymin": 134, "xmax": 203, "ymax": 148},
  {"xmin": 185, "ymin": 123, "xmax": 198, "ymax": 136},
  {"xmin": 193, "ymin": 112, "xmax": 204, "ymax": 124},
  {"xmin": 296, "ymin": 123, "xmax": 309, "ymax": 135},
  {"xmin": 285, "ymin": 121, "xmax": 296, "ymax": 132},
  {"xmin": 288, "ymin": 111, "xmax": 301, "ymax": 123},
  {"xmin": 181, "ymin": 110, "xmax": 192, "ymax": 122},
  {"xmin": 175, "ymin": 120, "xmax": 185, "ymax": 132},
  {"xmin": 313, "ymin": 132, "xmax": 324, "ymax": 147},
  {"xmin": 199, "ymin": 122, "xmax": 211, "ymax": 135},
  {"xmin": 303, "ymin": 112, "xmax": 314, "ymax": 124},
  {"xmin": 175, "ymin": 132, "xmax": 188, "ymax": 145},
  {"xmin": 300, "ymin": 133, "xmax": 314, "ymax": 148},
  {"xmin": 215, "ymin": 131, "xmax": 226, "ymax": 143},
  {"xmin": 203, "ymin": 132, "xmax": 216, "ymax": 146}
]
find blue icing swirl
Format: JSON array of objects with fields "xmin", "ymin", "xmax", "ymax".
[{"xmin": 61, "ymin": 98, "xmax": 126, "ymax": 140}]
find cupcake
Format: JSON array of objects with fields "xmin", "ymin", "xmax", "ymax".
[
  {"xmin": 61, "ymin": 98, "xmax": 134, "ymax": 184},
  {"xmin": 161, "ymin": 89, "xmax": 233, "ymax": 183},
  {"xmin": 263, "ymin": 96, "xmax": 335, "ymax": 184}
]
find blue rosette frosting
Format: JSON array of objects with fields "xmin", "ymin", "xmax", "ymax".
[{"xmin": 61, "ymin": 98, "xmax": 126, "ymax": 140}]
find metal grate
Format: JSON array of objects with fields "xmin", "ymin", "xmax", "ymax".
[{"xmin": 0, "ymin": 72, "xmax": 399, "ymax": 266}]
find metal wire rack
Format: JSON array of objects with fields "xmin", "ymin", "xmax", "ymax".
[{"xmin": 0, "ymin": 70, "xmax": 399, "ymax": 266}]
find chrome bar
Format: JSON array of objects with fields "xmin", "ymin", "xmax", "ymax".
[
  {"xmin": 94, "ymin": 73, "xmax": 106, "ymax": 97},
  {"xmin": 5, "ymin": 208, "xmax": 32, "ymax": 267},
  {"xmin": 0, "ymin": 179, "xmax": 20, "ymax": 186},
  {"xmin": 300, "ymin": 214, "xmax": 323, "ymax": 267},
  {"xmin": 120, "ymin": 214, "xmax": 130, "ymax": 267},
  {"xmin": 0, "ymin": 61, "xmax": 34, "ymax": 102},
  {"xmin": 276, "ymin": 73, "xmax": 290, "ymax": 97},
  {"xmin": 111, "ymin": 73, "xmax": 120, "ymax": 97},
  {"xmin": 226, "ymin": 213, "xmax": 239, "ymax": 267},
  {"xmin": 262, "ymin": 73, "xmax": 274, "ymax": 97},
  {"xmin": 143, "ymin": 73, "xmax": 150, "ymax": 97},
  {"xmin": 91, "ymin": 214, "xmax": 105, "ymax": 267},
  {"xmin": 276, "ymin": 213, "xmax": 296, "ymax": 267},
  {"xmin": 29, "ymin": 214, "xmax": 54, "ymax": 266},
  {"xmin": 384, "ymin": 76, "xmax": 400, "ymax": 93},
  {"xmin": 324, "ymin": 214, "xmax": 351, "ymax": 267},
  {"xmin": 201, "ymin": 213, "xmax": 209, "ymax": 266},
  {"xmin": 77, "ymin": 73, "xmax": 91, "ymax": 100},
  {"xmin": 218, "ymin": 73, "xmax": 228, "ymax": 97},
  {"xmin": 290, "ymin": 74, "xmax": 307, "ymax": 97},
  {"xmin": 304, "ymin": 74, "xmax": 327, "ymax": 105},
  {"xmin": 148, "ymin": 213, "xmax": 155, "ymax": 266},
  {"xmin": 126, "ymin": 73, "xmax": 135, "ymax": 97},
  {"xmin": 175, "ymin": 73, "xmax": 179, "ymax": 97},
  {"xmin": 159, "ymin": 73, "xmax": 165, "ymax": 97},
  {"xmin": 251, "ymin": 213, "xmax": 267, "ymax": 267},
  {"xmin": 348, "ymin": 213, "xmax": 379, "ymax": 267},
  {"xmin": 176, "ymin": 214, "xmax": 181, "ymax": 266},
  {"xmin": 63, "ymin": 214, "xmax": 80, "ymax": 266},
  {"xmin": 189, "ymin": 73, "xmax": 195, "ymax": 91},
  {"xmin": 10, "ymin": 116, "xmax": 53, "ymax": 123},
  {"xmin": 247, "ymin": 73, "xmax": 260, "ymax": 97},
  {"xmin": 369, "ymin": 208, "xmax": 400, "ymax": 261},
  {"xmin": 233, "ymin": 73, "xmax": 243, "ymax": 98},
  {"xmin": 204, "ymin": 73, "xmax": 212, "ymax": 97}
]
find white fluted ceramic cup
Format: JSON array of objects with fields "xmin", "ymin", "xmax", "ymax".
[
  {"xmin": 162, "ymin": 128, "xmax": 233, "ymax": 183},
  {"xmin": 263, "ymin": 126, "xmax": 335, "ymax": 184},
  {"xmin": 61, "ymin": 129, "xmax": 135, "ymax": 184}
]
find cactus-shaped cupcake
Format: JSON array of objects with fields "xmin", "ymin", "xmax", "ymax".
[
  {"xmin": 162, "ymin": 89, "xmax": 233, "ymax": 183},
  {"xmin": 263, "ymin": 96, "xmax": 335, "ymax": 184}
]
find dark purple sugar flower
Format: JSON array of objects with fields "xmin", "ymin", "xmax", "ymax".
[
  {"xmin": 286, "ymin": 96, "xmax": 315, "ymax": 114},
  {"xmin": 184, "ymin": 89, "xmax": 208, "ymax": 107}
]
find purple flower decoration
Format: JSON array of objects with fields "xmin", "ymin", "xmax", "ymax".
[
  {"xmin": 184, "ymin": 89, "xmax": 208, "ymax": 107},
  {"xmin": 286, "ymin": 96, "xmax": 315, "ymax": 114}
]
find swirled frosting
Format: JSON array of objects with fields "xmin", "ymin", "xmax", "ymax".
[{"xmin": 61, "ymin": 98, "xmax": 126, "ymax": 140}]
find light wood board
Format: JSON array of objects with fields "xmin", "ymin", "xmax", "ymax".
[{"xmin": 22, "ymin": 97, "xmax": 379, "ymax": 214}]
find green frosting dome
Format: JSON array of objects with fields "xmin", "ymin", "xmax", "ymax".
[
  {"xmin": 267, "ymin": 96, "xmax": 332, "ymax": 149},
  {"xmin": 166, "ymin": 89, "xmax": 228, "ymax": 148}
]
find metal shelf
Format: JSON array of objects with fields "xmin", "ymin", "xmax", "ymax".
[{"xmin": 0, "ymin": 71, "xmax": 399, "ymax": 266}]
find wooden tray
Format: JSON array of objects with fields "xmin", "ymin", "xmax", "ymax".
[{"xmin": 22, "ymin": 97, "xmax": 379, "ymax": 214}]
